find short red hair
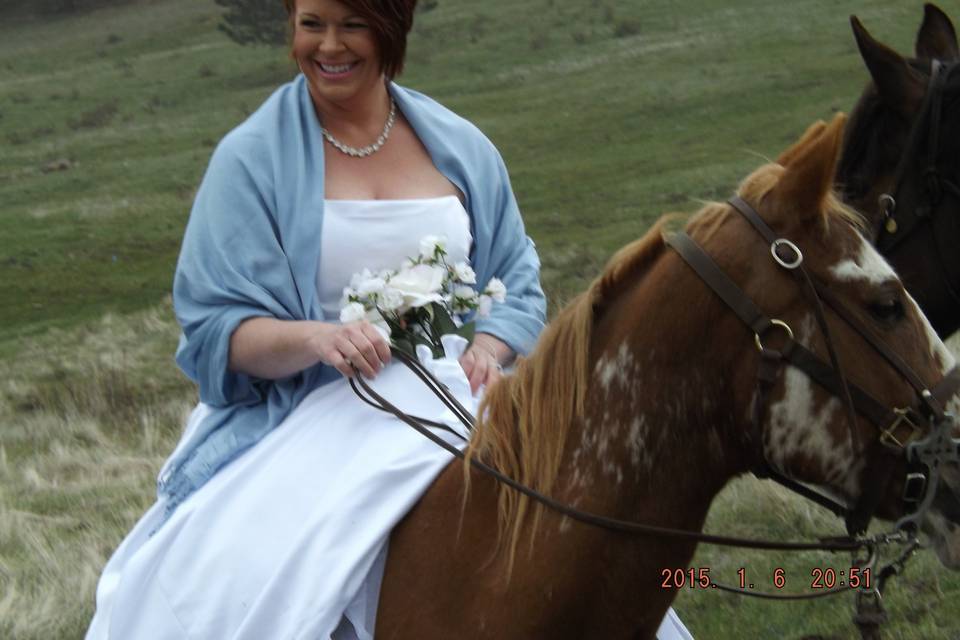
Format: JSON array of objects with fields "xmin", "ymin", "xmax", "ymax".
[{"xmin": 283, "ymin": 0, "xmax": 417, "ymax": 79}]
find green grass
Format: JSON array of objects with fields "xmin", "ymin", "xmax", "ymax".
[
  {"xmin": 2, "ymin": 0, "xmax": 959, "ymax": 637},
  {"xmin": 0, "ymin": 0, "xmax": 927, "ymax": 336}
]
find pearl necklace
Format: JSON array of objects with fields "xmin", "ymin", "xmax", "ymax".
[{"xmin": 321, "ymin": 99, "xmax": 397, "ymax": 158}]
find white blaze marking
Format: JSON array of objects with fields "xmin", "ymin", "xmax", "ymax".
[
  {"xmin": 830, "ymin": 234, "xmax": 954, "ymax": 375},
  {"xmin": 832, "ymin": 238, "xmax": 957, "ymax": 415},
  {"xmin": 830, "ymin": 236, "xmax": 898, "ymax": 284}
]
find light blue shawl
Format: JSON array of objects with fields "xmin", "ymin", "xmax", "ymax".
[{"xmin": 158, "ymin": 75, "xmax": 546, "ymax": 513}]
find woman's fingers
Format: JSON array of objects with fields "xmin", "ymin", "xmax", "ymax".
[
  {"xmin": 338, "ymin": 341, "xmax": 378, "ymax": 378},
  {"xmin": 343, "ymin": 327, "xmax": 386, "ymax": 378},
  {"xmin": 460, "ymin": 350, "xmax": 479, "ymax": 393},
  {"xmin": 362, "ymin": 323, "xmax": 392, "ymax": 365},
  {"xmin": 330, "ymin": 351, "xmax": 355, "ymax": 378},
  {"xmin": 460, "ymin": 345, "xmax": 502, "ymax": 394},
  {"xmin": 322, "ymin": 321, "xmax": 390, "ymax": 379}
]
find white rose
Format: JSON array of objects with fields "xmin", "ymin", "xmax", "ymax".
[
  {"xmin": 453, "ymin": 261, "xmax": 476, "ymax": 284},
  {"xmin": 378, "ymin": 287, "xmax": 405, "ymax": 312},
  {"xmin": 356, "ymin": 276, "xmax": 387, "ymax": 297},
  {"xmin": 477, "ymin": 294, "xmax": 493, "ymax": 317},
  {"xmin": 349, "ymin": 268, "xmax": 374, "ymax": 290},
  {"xmin": 452, "ymin": 285, "xmax": 479, "ymax": 313},
  {"xmin": 389, "ymin": 263, "xmax": 447, "ymax": 308},
  {"xmin": 454, "ymin": 285, "xmax": 478, "ymax": 301},
  {"xmin": 419, "ymin": 235, "xmax": 448, "ymax": 259},
  {"xmin": 485, "ymin": 277, "xmax": 507, "ymax": 303},
  {"xmin": 339, "ymin": 301, "xmax": 367, "ymax": 323}
]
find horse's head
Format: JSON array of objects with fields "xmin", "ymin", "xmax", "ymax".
[
  {"xmin": 696, "ymin": 113, "xmax": 960, "ymax": 565},
  {"xmin": 837, "ymin": 4, "xmax": 960, "ymax": 335}
]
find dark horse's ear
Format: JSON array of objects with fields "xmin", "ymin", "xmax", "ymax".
[
  {"xmin": 916, "ymin": 3, "xmax": 959, "ymax": 61},
  {"xmin": 851, "ymin": 16, "xmax": 926, "ymax": 117},
  {"xmin": 771, "ymin": 114, "xmax": 846, "ymax": 222}
]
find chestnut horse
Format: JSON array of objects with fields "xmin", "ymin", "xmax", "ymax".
[
  {"xmin": 375, "ymin": 115, "xmax": 960, "ymax": 639},
  {"xmin": 838, "ymin": 4, "xmax": 960, "ymax": 336}
]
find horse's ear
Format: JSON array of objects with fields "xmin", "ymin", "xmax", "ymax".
[
  {"xmin": 771, "ymin": 114, "xmax": 847, "ymax": 220},
  {"xmin": 776, "ymin": 120, "xmax": 827, "ymax": 167},
  {"xmin": 916, "ymin": 3, "xmax": 959, "ymax": 61},
  {"xmin": 851, "ymin": 16, "xmax": 926, "ymax": 117}
]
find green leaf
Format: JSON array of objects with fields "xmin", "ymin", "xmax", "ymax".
[{"xmin": 431, "ymin": 302, "xmax": 459, "ymax": 336}]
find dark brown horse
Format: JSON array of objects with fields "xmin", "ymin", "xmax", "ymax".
[
  {"xmin": 838, "ymin": 4, "xmax": 960, "ymax": 337},
  {"xmin": 377, "ymin": 116, "xmax": 960, "ymax": 638}
]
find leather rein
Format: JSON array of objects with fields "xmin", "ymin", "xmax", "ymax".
[{"xmin": 874, "ymin": 59, "xmax": 960, "ymax": 309}]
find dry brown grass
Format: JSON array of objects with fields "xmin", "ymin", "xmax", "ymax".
[
  {"xmin": 0, "ymin": 298, "xmax": 193, "ymax": 639},
  {"xmin": 1, "ymin": 314, "xmax": 957, "ymax": 638}
]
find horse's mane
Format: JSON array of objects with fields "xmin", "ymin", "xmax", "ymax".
[
  {"xmin": 464, "ymin": 162, "xmax": 861, "ymax": 573},
  {"xmin": 463, "ymin": 216, "xmax": 669, "ymax": 571}
]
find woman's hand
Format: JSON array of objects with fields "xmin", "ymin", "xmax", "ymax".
[
  {"xmin": 310, "ymin": 321, "xmax": 392, "ymax": 379},
  {"xmin": 229, "ymin": 318, "xmax": 390, "ymax": 381},
  {"xmin": 459, "ymin": 333, "xmax": 513, "ymax": 395}
]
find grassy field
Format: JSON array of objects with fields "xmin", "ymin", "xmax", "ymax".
[{"xmin": 2, "ymin": 0, "xmax": 959, "ymax": 637}]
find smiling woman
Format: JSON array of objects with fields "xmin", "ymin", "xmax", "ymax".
[
  {"xmin": 83, "ymin": 0, "xmax": 554, "ymax": 639},
  {"xmin": 285, "ymin": 0, "xmax": 412, "ymax": 83}
]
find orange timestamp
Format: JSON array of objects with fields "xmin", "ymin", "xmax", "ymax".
[{"xmin": 659, "ymin": 567, "xmax": 873, "ymax": 590}]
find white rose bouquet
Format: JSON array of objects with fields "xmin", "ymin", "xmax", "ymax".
[{"xmin": 340, "ymin": 235, "xmax": 507, "ymax": 359}]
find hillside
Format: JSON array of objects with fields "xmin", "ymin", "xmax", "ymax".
[{"xmin": 2, "ymin": 0, "xmax": 958, "ymax": 637}]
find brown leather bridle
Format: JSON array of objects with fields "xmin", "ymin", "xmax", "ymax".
[
  {"xmin": 666, "ymin": 197, "xmax": 960, "ymax": 538},
  {"xmin": 662, "ymin": 195, "xmax": 960, "ymax": 635}
]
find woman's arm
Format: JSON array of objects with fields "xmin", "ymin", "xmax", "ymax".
[{"xmin": 229, "ymin": 317, "xmax": 391, "ymax": 380}]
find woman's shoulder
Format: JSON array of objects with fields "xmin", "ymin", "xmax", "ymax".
[
  {"xmin": 391, "ymin": 84, "xmax": 500, "ymax": 158},
  {"xmin": 215, "ymin": 76, "xmax": 308, "ymax": 161}
]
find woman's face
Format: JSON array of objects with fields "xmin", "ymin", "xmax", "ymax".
[{"xmin": 292, "ymin": 0, "xmax": 384, "ymax": 110}]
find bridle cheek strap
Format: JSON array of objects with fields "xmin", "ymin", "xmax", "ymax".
[{"xmin": 664, "ymin": 206, "xmax": 960, "ymax": 536}]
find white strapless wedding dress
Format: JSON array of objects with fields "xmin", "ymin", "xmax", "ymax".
[{"xmin": 86, "ymin": 197, "xmax": 692, "ymax": 640}]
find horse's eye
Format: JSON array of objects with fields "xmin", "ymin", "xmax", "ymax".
[{"xmin": 868, "ymin": 296, "xmax": 905, "ymax": 324}]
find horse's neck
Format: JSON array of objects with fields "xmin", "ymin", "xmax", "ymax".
[
  {"xmin": 445, "ymin": 255, "xmax": 753, "ymax": 637},
  {"xmin": 568, "ymin": 354, "xmax": 742, "ymax": 525},
  {"xmin": 519, "ymin": 335, "xmax": 746, "ymax": 636}
]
